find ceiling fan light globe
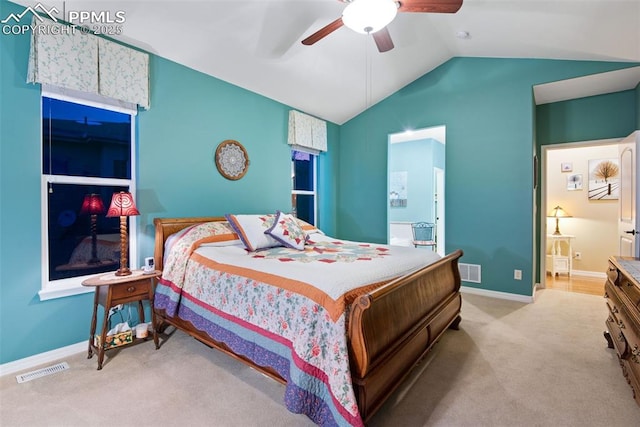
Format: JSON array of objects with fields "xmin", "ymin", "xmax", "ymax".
[{"xmin": 342, "ymin": 0, "xmax": 398, "ymax": 34}]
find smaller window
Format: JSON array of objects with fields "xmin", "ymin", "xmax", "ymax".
[{"xmin": 291, "ymin": 150, "xmax": 317, "ymax": 225}]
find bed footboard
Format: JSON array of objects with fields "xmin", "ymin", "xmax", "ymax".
[{"xmin": 348, "ymin": 249, "xmax": 463, "ymax": 422}]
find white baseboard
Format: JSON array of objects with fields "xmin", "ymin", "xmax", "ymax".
[
  {"xmin": 461, "ymin": 285, "xmax": 534, "ymax": 303},
  {"xmin": 570, "ymin": 269, "xmax": 606, "ymax": 279},
  {"xmin": 0, "ymin": 341, "xmax": 86, "ymax": 377}
]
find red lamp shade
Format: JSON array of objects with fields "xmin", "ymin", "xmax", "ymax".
[
  {"xmin": 80, "ymin": 194, "xmax": 105, "ymax": 215},
  {"xmin": 106, "ymin": 191, "xmax": 140, "ymax": 217}
]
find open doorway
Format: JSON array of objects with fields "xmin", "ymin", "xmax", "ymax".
[
  {"xmin": 387, "ymin": 126, "xmax": 445, "ymax": 255},
  {"xmin": 541, "ymin": 139, "xmax": 620, "ymax": 295}
]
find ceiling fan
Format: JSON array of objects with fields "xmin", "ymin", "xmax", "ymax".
[{"xmin": 301, "ymin": 0, "xmax": 463, "ymax": 53}]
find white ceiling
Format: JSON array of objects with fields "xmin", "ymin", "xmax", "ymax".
[{"xmin": 13, "ymin": 0, "xmax": 640, "ymax": 124}]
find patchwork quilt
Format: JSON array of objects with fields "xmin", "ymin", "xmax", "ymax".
[{"xmin": 155, "ymin": 222, "xmax": 440, "ymax": 426}]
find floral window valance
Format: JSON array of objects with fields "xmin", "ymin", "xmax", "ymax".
[
  {"xmin": 287, "ymin": 110, "xmax": 327, "ymax": 154},
  {"xmin": 27, "ymin": 18, "xmax": 149, "ymax": 109}
]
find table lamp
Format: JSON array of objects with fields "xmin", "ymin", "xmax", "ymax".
[
  {"xmin": 106, "ymin": 191, "xmax": 139, "ymax": 276},
  {"xmin": 80, "ymin": 194, "xmax": 105, "ymax": 264},
  {"xmin": 548, "ymin": 205, "xmax": 571, "ymax": 235}
]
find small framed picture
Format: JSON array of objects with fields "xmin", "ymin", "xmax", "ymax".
[
  {"xmin": 561, "ymin": 162, "xmax": 572, "ymax": 172},
  {"xmin": 567, "ymin": 174, "xmax": 582, "ymax": 190}
]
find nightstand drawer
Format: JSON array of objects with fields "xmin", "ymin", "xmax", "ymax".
[{"xmin": 111, "ymin": 280, "xmax": 150, "ymax": 300}]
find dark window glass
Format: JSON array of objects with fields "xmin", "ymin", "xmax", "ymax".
[
  {"xmin": 42, "ymin": 97, "xmax": 131, "ymax": 179},
  {"xmin": 293, "ymin": 194, "xmax": 315, "ymax": 225},
  {"xmin": 48, "ymin": 183, "xmax": 129, "ymax": 281},
  {"xmin": 292, "ymin": 150, "xmax": 314, "ymax": 191}
]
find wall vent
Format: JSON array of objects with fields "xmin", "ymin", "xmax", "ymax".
[
  {"xmin": 16, "ymin": 362, "xmax": 69, "ymax": 384},
  {"xmin": 459, "ymin": 263, "xmax": 481, "ymax": 283}
]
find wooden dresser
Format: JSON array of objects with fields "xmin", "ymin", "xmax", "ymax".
[{"xmin": 604, "ymin": 256, "xmax": 640, "ymax": 406}]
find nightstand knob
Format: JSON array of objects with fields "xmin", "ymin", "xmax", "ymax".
[{"xmin": 127, "ymin": 286, "xmax": 135, "ymax": 293}]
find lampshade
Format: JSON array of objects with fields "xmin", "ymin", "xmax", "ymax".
[
  {"xmin": 107, "ymin": 191, "xmax": 139, "ymax": 276},
  {"xmin": 106, "ymin": 191, "xmax": 140, "ymax": 217},
  {"xmin": 342, "ymin": 0, "xmax": 398, "ymax": 34},
  {"xmin": 548, "ymin": 205, "xmax": 571, "ymax": 219},
  {"xmin": 80, "ymin": 194, "xmax": 105, "ymax": 215}
]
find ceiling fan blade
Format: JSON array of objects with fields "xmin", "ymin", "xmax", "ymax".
[
  {"xmin": 398, "ymin": 0, "xmax": 463, "ymax": 14},
  {"xmin": 373, "ymin": 27, "xmax": 394, "ymax": 53},
  {"xmin": 301, "ymin": 17, "xmax": 344, "ymax": 45}
]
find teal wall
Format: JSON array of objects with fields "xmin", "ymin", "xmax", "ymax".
[
  {"xmin": 388, "ymin": 138, "xmax": 444, "ymax": 223},
  {"xmin": 537, "ymin": 90, "xmax": 637, "ymax": 145},
  {"xmin": 135, "ymin": 55, "xmax": 340, "ymax": 260},
  {"xmin": 0, "ymin": 0, "xmax": 338, "ymax": 364},
  {"xmin": 337, "ymin": 57, "xmax": 638, "ymax": 296}
]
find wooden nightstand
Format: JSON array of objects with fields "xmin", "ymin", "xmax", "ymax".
[{"xmin": 82, "ymin": 270, "xmax": 161, "ymax": 370}]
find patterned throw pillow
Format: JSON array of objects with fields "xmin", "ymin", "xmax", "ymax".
[
  {"xmin": 225, "ymin": 214, "xmax": 279, "ymax": 252},
  {"xmin": 265, "ymin": 211, "xmax": 306, "ymax": 250}
]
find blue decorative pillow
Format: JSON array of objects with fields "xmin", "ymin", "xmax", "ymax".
[
  {"xmin": 225, "ymin": 213, "xmax": 279, "ymax": 252},
  {"xmin": 265, "ymin": 211, "xmax": 306, "ymax": 250}
]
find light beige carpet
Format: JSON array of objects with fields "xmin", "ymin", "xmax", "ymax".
[{"xmin": 2, "ymin": 289, "xmax": 640, "ymax": 426}]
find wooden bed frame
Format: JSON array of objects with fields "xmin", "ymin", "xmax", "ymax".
[{"xmin": 153, "ymin": 216, "xmax": 463, "ymax": 423}]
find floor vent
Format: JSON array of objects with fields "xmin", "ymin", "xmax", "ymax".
[
  {"xmin": 459, "ymin": 263, "xmax": 481, "ymax": 283},
  {"xmin": 16, "ymin": 362, "xmax": 69, "ymax": 384}
]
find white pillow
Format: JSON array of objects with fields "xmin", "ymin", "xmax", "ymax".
[{"xmin": 225, "ymin": 213, "xmax": 279, "ymax": 251}]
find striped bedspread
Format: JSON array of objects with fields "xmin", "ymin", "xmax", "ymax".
[{"xmin": 155, "ymin": 222, "xmax": 440, "ymax": 426}]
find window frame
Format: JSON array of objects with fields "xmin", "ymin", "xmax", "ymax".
[
  {"xmin": 39, "ymin": 89, "xmax": 137, "ymax": 301},
  {"xmin": 291, "ymin": 149, "xmax": 318, "ymax": 225}
]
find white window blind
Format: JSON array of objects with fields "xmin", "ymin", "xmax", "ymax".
[
  {"xmin": 27, "ymin": 18, "xmax": 149, "ymax": 109},
  {"xmin": 288, "ymin": 110, "xmax": 327, "ymax": 154}
]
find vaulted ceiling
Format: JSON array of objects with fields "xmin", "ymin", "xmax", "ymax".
[{"xmin": 12, "ymin": 0, "xmax": 640, "ymax": 124}]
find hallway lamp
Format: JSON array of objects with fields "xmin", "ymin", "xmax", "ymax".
[
  {"xmin": 548, "ymin": 205, "xmax": 571, "ymax": 235},
  {"xmin": 106, "ymin": 191, "xmax": 139, "ymax": 276}
]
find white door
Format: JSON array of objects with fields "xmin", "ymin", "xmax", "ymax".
[{"xmin": 618, "ymin": 131, "xmax": 638, "ymax": 257}]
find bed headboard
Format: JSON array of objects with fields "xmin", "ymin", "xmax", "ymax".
[{"xmin": 153, "ymin": 216, "xmax": 226, "ymax": 270}]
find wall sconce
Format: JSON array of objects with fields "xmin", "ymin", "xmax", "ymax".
[
  {"xmin": 548, "ymin": 205, "xmax": 571, "ymax": 235},
  {"xmin": 106, "ymin": 191, "xmax": 139, "ymax": 276},
  {"xmin": 80, "ymin": 194, "xmax": 105, "ymax": 264}
]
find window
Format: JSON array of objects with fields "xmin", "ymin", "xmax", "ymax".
[
  {"xmin": 40, "ymin": 92, "xmax": 136, "ymax": 300},
  {"xmin": 291, "ymin": 150, "xmax": 317, "ymax": 225}
]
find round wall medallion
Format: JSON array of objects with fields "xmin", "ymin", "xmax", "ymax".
[{"xmin": 215, "ymin": 140, "xmax": 249, "ymax": 180}]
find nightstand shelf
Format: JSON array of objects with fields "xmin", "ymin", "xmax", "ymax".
[{"xmin": 82, "ymin": 270, "xmax": 161, "ymax": 370}]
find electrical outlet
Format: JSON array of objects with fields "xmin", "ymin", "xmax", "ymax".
[
  {"xmin": 574, "ymin": 252, "xmax": 582, "ymax": 260},
  {"xmin": 514, "ymin": 269, "xmax": 522, "ymax": 280}
]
